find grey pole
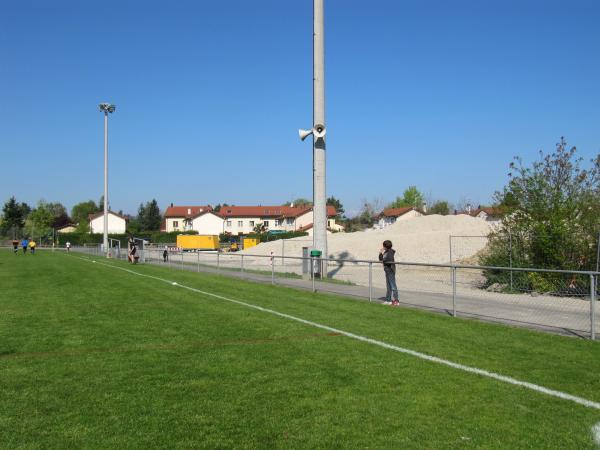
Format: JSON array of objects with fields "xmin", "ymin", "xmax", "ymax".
[
  {"xmin": 452, "ymin": 266, "xmax": 457, "ymax": 317},
  {"xmin": 509, "ymin": 231, "xmax": 513, "ymax": 291},
  {"xmin": 591, "ymin": 274, "xmax": 596, "ymax": 340},
  {"xmin": 312, "ymin": 0, "xmax": 328, "ymax": 266},
  {"xmin": 368, "ymin": 262, "xmax": 373, "ymax": 302},
  {"xmin": 596, "ymin": 232, "xmax": 599, "ymax": 274},
  {"xmin": 272, "ymin": 257, "xmax": 275, "ymax": 285},
  {"xmin": 98, "ymin": 103, "xmax": 115, "ymax": 258}
]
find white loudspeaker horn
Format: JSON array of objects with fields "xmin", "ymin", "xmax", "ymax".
[
  {"xmin": 299, "ymin": 128, "xmax": 313, "ymax": 141},
  {"xmin": 313, "ymin": 123, "xmax": 326, "ymax": 138}
]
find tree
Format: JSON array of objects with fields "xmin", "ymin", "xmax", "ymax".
[
  {"xmin": 138, "ymin": 199, "xmax": 161, "ymax": 231},
  {"xmin": 1, "ymin": 197, "xmax": 30, "ymax": 237},
  {"xmin": 47, "ymin": 202, "xmax": 70, "ymax": 228},
  {"xmin": 213, "ymin": 203, "xmax": 229, "ymax": 213},
  {"xmin": 428, "ymin": 200, "xmax": 451, "ymax": 215},
  {"xmin": 482, "ymin": 138, "xmax": 600, "ymax": 290},
  {"xmin": 326, "ymin": 196, "xmax": 345, "ymax": 219},
  {"xmin": 388, "ymin": 186, "xmax": 425, "ymax": 210},
  {"xmin": 71, "ymin": 200, "xmax": 99, "ymax": 227},
  {"xmin": 26, "ymin": 200, "xmax": 55, "ymax": 238},
  {"xmin": 284, "ymin": 198, "xmax": 312, "ymax": 207}
]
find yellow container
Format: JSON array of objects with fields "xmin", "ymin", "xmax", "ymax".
[
  {"xmin": 177, "ymin": 235, "xmax": 219, "ymax": 250},
  {"xmin": 243, "ymin": 237, "xmax": 259, "ymax": 250}
]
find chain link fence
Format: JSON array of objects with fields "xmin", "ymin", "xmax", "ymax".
[{"xmin": 68, "ymin": 245, "xmax": 599, "ymax": 340}]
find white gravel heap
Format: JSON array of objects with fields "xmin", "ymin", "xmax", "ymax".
[{"xmin": 244, "ymin": 214, "xmax": 492, "ymax": 264}]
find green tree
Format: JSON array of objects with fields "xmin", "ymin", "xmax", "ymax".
[
  {"xmin": 428, "ymin": 200, "xmax": 450, "ymax": 215},
  {"xmin": 138, "ymin": 199, "xmax": 161, "ymax": 231},
  {"xmin": 71, "ymin": 200, "xmax": 99, "ymax": 227},
  {"xmin": 482, "ymin": 138, "xmax": 600, "ymax": 290},
  {"xmin": 284, "ymin": 198, "xmax": 312, "ymax": 207},
  {"xmin": 326, "ymin": 196, "xmax": 345, "ymax": 219},
  {"xmin": 388, "ymin": 186, "xmax": 425, "ymax": 209},
  {"xmin": 1, "ymin": 197, "xmax": 30, "ymax": 237},
  {"xmin": 26, "ymin": 200, "xmax": 55, "ymax": 238}
]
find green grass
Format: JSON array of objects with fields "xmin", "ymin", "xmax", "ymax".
[{"xmin": 1, "ymin": 250, "xmax": 600, "ymax": 449}]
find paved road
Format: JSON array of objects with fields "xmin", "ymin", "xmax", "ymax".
[{"xmin": 145, "ymin": 256, "xmax": 598, "ymax": 340}]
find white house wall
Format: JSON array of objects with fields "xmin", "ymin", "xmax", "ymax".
[
  {"xmin": 190, "ymin": 213, "xmax": 224, "ymax": 236},
  {"xmin": 90, "ymin": 214, "xmax": 126, "ymax": 234}
]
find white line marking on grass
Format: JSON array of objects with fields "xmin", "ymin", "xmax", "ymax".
[{"xmin": 76, "ymin": 255, "xmax": 600, "ymax": 412}]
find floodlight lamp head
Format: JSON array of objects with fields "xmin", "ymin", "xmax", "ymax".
[{"xmin": 99, "ymin": 103, "xmax": 116, "ymax": 114}]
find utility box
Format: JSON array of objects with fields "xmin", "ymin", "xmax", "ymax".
[
  {"xmin": 242, "ymin": 237, "xmax": 259, "ymax": 250},
  {"xmin": 177, "ymin": 235, "xmax": 219, "ymax": 251}
]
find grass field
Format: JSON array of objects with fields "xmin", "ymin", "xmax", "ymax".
[{"xmin": 1, "ymin": 250, "xmax": 600, "ymax": 449}]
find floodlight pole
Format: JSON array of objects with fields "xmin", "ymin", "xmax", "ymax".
[
  {"xmin": 313, "ymin": 0, "xmax": 327, "ymax": 263},
  {"xmin": 99, "ymin": 103, "xmax": 116, "ymax": 258}
]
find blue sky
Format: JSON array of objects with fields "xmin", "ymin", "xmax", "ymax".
[{"xmin": 1, "ymin": 0, "xmax": 599, "ymax": 217}]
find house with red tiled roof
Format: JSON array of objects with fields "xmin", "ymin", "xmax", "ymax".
[
  {"xmin": 218, "ymin": 205, "xmax": 340, "ymax": 235},
  {"xmin": 464, "ymin": 206, "xmax": 503, "ymax": 225},
  {"xmin": 377, "ymin": 207, "xmax": 422, "ymax": 228},
  {"xmin": 162, "ymin": 204, "xmax": 213, "ymax": 232}
]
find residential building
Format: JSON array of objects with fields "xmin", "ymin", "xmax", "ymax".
[
  {"xmin": 377, "ymin": 207, "xmax": 422, "ymax": 228},
  {"xmin": 163, "ymin": 204, "xmax": 213, "ymax": 232},
  {"xmin": 467, "ymin": 206, "xmax": 503, "ymax": 226},
  {"xmin": 88, "ymin": 211, "xmax": 127, "ymax": 234},
  {"xmin": 218, "ymin": 205, "xmax": 339, "ymax": 235}
]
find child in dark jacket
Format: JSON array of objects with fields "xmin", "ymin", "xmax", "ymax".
[{"xmin": 379, "ymin": 240, "xmax": 399, "ymax": 306}]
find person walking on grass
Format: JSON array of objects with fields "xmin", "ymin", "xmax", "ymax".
[
  {"xmin": 21, "ymin": 237, "xmax": 29, "ymax": 254},
  {"xmin": 379, "ymin": 240, "xmax": 399, "ymax": 306},
  {"xmin": 28, "ymin": 239, "xmax": 36, "ymax": 255},
  {"xmin": 12, "ymin": 239, "xmax": 19, "ymax": 254}
]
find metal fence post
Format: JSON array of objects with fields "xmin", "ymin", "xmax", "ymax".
[
  {"xmin": 282, "ymin": 239, "xmax": 285, "ymax": 269},
  {"xmin": 591, "ymin": 274, "xmax": 596, "ymax": 340},
  {"xmin": 197, "ymin": 251, "xmax": 200, "ymax": 272},
  {"xmin": 180, "ymin": 251, "xmax": 184, "ymax": 270},
  {"xmin": 368, "ymin": 262, "xmax": 373, "ymax": 302},
  {"xmin": 217, "ymin": 252, "xmax": 220, "ymax": 271},
  {"xmin": 311, "ymin": 257, "xmax": 315, "ymax": 293},
  {"xmin": 509, "ymin": 231, "xmax": 514, "ymax": 291},
  {"xmin": 241, "ymin": 254, "xmax": 244, "ymax": 276},
  {"xmin": 452, "ymin": 266, "xmax": 457, "ymax": 317},
  {"xmin": 271, "ymin": 257, "xmax": 275, "ymax": 285}
]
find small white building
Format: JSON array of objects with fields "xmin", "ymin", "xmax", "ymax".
[
  {"xmin": 88, "ymin": 211, "xmax": 127, "ymax": 234},
  {"xmin": 377, "ymin": 207, "xmax": 422, "ymax": 228},
  {"xmin": 190, "ymin": 210, "xmax": 226, "ymax": 236}
]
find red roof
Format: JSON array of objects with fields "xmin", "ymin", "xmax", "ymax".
[
  {"xmin": 470, "ymin": 207, "xmax": 502, "ymax": 217},
  {"xmin": 380, "ymin": 207, "xmax": 414, "ymax": 218},
  {"xmin": 164, "ymin": 205, "xmax": 212, "ymax": 218},
  {"xmin": 218, "ymin": 205, "xmax": 336, "ymax": 218}
]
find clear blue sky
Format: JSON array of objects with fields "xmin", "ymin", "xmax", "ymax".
[{"xmin": 1, "ymin": 0, "xmax": 599, "ymax": 217}]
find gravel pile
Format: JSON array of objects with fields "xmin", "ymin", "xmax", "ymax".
[{"xmin": 244, "ymin": 214, "xmax": 492, "ymax": 264}]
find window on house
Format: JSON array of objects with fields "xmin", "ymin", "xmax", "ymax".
[
  {"xmin": 275, "ymin": 219, "xmax": 281, "ymax": 226},
  {"xmin": 249, "ymin": 221, "xmax": 255, "ymax": 227},
  {"xmin": 286, "ymin": 218, "xmax": 294, "ymax": 225},
  {"xmin": 226, "ymin": 220, "xmax": 232, "ymax": 227},
  {"xmin": 237, "ymin": 220, "xmax": 243, "ymax": 227},
  {"xmin": 173, "ymin": 221, "xmax": 179, "ymax": 228},
  {"xmin": 263, "ymin": 220, "xmax": 269, "ymax": 227}
]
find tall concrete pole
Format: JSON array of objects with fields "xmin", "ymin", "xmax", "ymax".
[
  {"xmin": 103, "ymin": 111, "xmax": 109, "ymax": 257},
  {"xmin": 99, "ymin": 103, "xmax": 115, "ymax": 257},
  {"xmin": 313, "ymin": 0, "xmax": 327, "ymax": 261}
]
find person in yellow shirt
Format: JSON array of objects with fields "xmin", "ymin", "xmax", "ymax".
[{"xmin": 28, "ymin": 240, "xmax": 36, "ymax": 255}]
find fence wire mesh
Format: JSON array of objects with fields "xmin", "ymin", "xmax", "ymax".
[{"xmin": 68, "ymin": 245, "xmax": 599, "ymax": 340}]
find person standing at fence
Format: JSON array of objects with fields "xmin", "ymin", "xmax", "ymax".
[
  {"xmin": 28, "ymin": 239, "xmax": 36, "ymax": 255},
  {"xmin": 12, "ymin": 239, "xmax": 19, "ymax": 254},
  {"xmin": 379, "ymin": 240, "xmax": 399, "ymax": 306},
  {"xmin": 21, "ymin": 237, "xmax": 29, "ymax": 254},
  {"xmin": 163, "ymin": 246, "xmax": 168, "ymax": 263}
]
